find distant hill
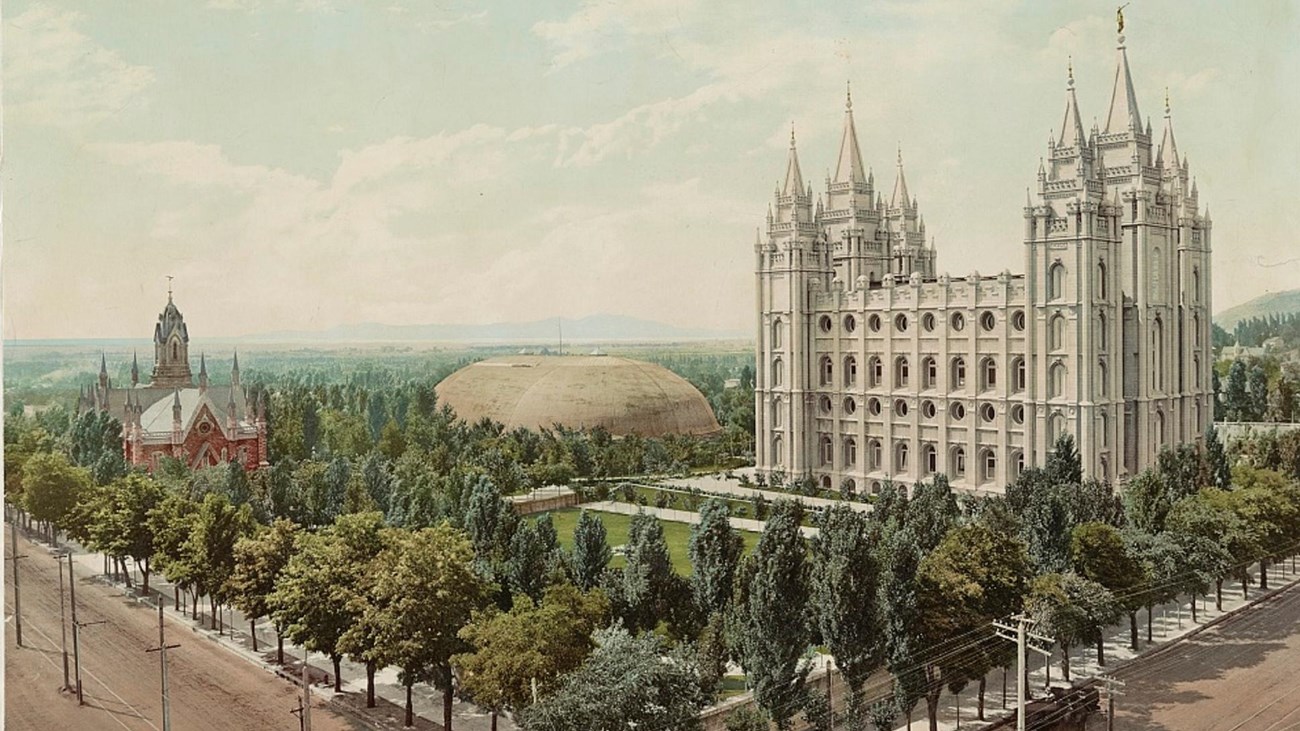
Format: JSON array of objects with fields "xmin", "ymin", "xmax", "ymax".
[
  {"xmin": 244, "ymin": 313, "xmax": 748, "ymax": 343},
  {"xmin": 1216, "ymin": 289, "xmax": 1300, "ymax": 330}
]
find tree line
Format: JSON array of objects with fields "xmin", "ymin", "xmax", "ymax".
[{"xmin": 1217, "ymin": 354, "xmax": 1300, "ymax": 423}]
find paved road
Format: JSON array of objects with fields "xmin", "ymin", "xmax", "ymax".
[
  {"xmin": 1105, "ymin": 577, "xmax": 1300, "ymax": 731},
  {"xmin": 3, "ymin": 525, "xmax": 361, "ymax": 731}
]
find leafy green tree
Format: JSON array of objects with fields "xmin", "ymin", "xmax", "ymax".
[
  {"xmin": 453, "ymin": 584, "xmax": 609, "ymax": 728},
  {"xmin": 356, "ymin": 524, "xmax": 490, "ymax": 728},
  {"xmin": 1212, "ymin": 370, "xmax": 1226, "ymax": 421},
  {"xmin": 1156, "ymin": 444, "xmax": 1205, "ymax": 503},
  {"xmin": 569, "ymin": 510, "xmax": 611, "ymax": 591},
  {"xmin": 1167, "ymin": 489, "xmax": 1261, "ymax": 608},
  {"xmin": 506, "ymin": 519, "xmax": 549, "ymax": 603},
  {"xmin": 809, "ymin": 505, "xmax": 879, "ymax": 724},
  {"xmin": 21, "ymin": 451, "xmax": 90, "ymax": 539},
  {"xmin": 104, "ymin": 473, "xmax": 167, "ymax": 595},
  {"xmin": 1224, "ymin": 359, "xmax": 1249, "ymax": 421},
  {"xmin": 1046, "ymin": 433, "xmax": 1083, "ymax": 486},
  {"xmin": 1026, "ymin": 572, "xmax": 1119, "ymax": 681},
  {"xmin": 731, "ymin": 500, "xmax": 810, "ymax": 731},
  {"xmin": 149, "ymin": 492, "xmax": 199, "ymax": 614},
  {"xmin": 1204, "ymin": 426, "xmax": 1232, "ymax": 490},
  {"xmin": 1120, "ymin": 530, "xmax": 1183, "ymax": 641},
  {"xmin": 229, "ymin": 518, "xmax": 299, "ymax": 660},
  {"xmin": 520, "ymin": 626, "xmax": 706, "ymax": 731},
  {"xmin": 689, "ymin": 498, "xmax": 744, "ymax": 617},
  {"xmin": 1122, "ymin": 470, "xmax": 1172, "ymax": 534},
  {"xmin": 186, "ymin": 493, "xmax": 255, "ymax": 631},
  {"xmin": 1229, "ymin": 466, "xmax": 1300, "ymax": 590},
  {"xmin": 877, "ymin": 522, "xmax": 925, "ymax": 727},
  {"xmin": 1248, "ymin": 365, "xmax": 1270, "ymax": 421},
  {"xmin": 907, "ymin": 475, "xmax": 959, "ymax": 553},
  {"xmin": 1071, "ymin": 522, "xmax": 1146, "ymax": 655},
  {"xmin": 621, "ymin": 512, "xmax": 675, "ymax": 632}
]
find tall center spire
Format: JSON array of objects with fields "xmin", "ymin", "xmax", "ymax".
[
  {"xmin": 833, "ymin": 81, "xmax": 867, "ymax": 186},
  {"xmin": 1104, "ymin": 28, "xmax": 1142, "ymax": 134}
]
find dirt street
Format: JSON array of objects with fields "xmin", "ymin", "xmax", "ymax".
[
  {"xmin": 1107, "ymin": 578, "xmax": 1300, "ymax": 730},
  {"xmin": 4, "ymin": 526, "xmax": 363, "ymax": 731}
]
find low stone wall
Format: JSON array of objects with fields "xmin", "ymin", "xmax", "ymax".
[
  {"xmin": 1216, "ymin": 421, "xmax": 1300, "ymax": 441},
  {"xmin": 508, "ymin": 486, "xmax": 579, "ymax": 515}
]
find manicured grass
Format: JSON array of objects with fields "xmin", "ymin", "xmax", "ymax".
[{"xmin": 538, "ymin": 507, "xmax": 761, "ymax": 576}]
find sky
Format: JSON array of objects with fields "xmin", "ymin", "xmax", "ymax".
[{"xmin": 3, "ymin": 0, "xmax": 1298, "ymax": 340}]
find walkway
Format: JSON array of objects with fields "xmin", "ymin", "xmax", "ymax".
[{"xmin": 583, "ymin": 500, "xmax": 820, "ymax": 538}]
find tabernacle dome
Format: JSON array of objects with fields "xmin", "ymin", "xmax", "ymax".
[{"xmin": 435, "ymin": 355, "xmax": 721, "ymax": 437}]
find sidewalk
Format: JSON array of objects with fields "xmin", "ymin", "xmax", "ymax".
[
  {"xmin": 583, "ymin": 500, "xmax": 821, "ymax": 538},
  {"xmin": 52, "ymin": 535, "xmax": 514, "ymax": 731},
  {"xmin": 657, "ymin": 472, "xmax": 874, "ymax": 515}
]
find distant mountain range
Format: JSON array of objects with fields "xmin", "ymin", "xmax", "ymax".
[
  {"xmin": 1216, "ymin": 289, "xmax": 1300, "ymax": 330},
  {"xmin": 243, "ymin": 313, "xmax": 748, "ymax": 343}
]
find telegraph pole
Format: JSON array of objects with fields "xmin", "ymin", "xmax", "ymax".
[
  {"xmin": 302, "ymin": 646, "xmax": 312, "ymax": 731},
  {"xmin": 9, "ymin": 515, "xmax": 27, "ymax": 647},
  {"xmin": 145, "ymin": 601, "xmax": 180, "ymax": 730},
  {"xmin": 994, "ymin": 615, "xmax": 1053, "ymax": 731},
  {"xmin": 69, "ymin": 552, "xmax": 83, "ymax": 703},
  {"xmin": 58, "ymin": 553, "xmax": 71, "ymax": 690},
  {"xmin": 1097, "ymin": 675, "xmax": 1126, "ymax": 731}
]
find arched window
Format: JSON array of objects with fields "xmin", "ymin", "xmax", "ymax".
[
  {"xmin": 819, "ymin": 356, "xmax": 833, "ymax": 386},
  {"xmin": 1152, "ymin": 318, "xmax": 1164, "ymax": 391},
  {"xmin": 1050, "ymin": 315, "xmax": 1065, "ymax": 351},
  {"xmin": 895, "ymin": 356, "xmax": 910, "ymax": 388},
  {"xmin": 844, "ymin": 356, "xmax": 858, "ymax": 387},
  {"xmin": 869, "ymin": 439, "xmax": 882, "ymax": 469},
  {"xmin": 1098, "ymin": 361, "xmax": 1109, "ymax": 398},
  {"xmin": 1100, "ymin": 411, "xmax": 1109, "ymax": 447},
  {"xmin": 922, "ymin": 357, "xmax": 937, "ymax": 389},
  {"xmin": 1193, "ymin": 355, "xmax": 1201, "ymax": 388},
  {"xmin": 1012, "ymin": 357, "xmax": 1026, "ymax": 392},
  {"xmin": 869, "ymin": 356, "xmax": 883, "ymax": 387},
  {"xmin": 980, "ymin": 357, "xmax": 997, "ymax": 391},
  {"xmin": 1048, "ymin": 413, "xmax": 1066, "ymax": 443},
  {"xmin": 772, "ymin": 319, "xmax": 784, "ymax": 349},
  {"xmin": 1049, "ymin": 362, "xmax": 1067, "ymax": 399},
  {"xmin": 821, "ymin": 475, "xmax": 833, "ymax": 490},
  {"xmin": 922, "ymin": 444, "xmax": 937, "ymax": 475},
  {"xmin": 772, "ymin": 358, "xmax": 783, "ymax": 387},
  {"xmin": 895, "ymin": 442, "xmax": 910, "ymax": 474},
  {"xmin": 1155, "ymin": 410, "xmax": 1166, "ymax": 448},
  {"xmin": 1048, "ymin": 262, "xmax": 1065, "ymax": 300},
  {"xmin": 820, "ymin": 435, "xmax": 833, "ymax": 466},
  {"xmin": 172, "ymin": 341, "xmax": 179, "ymax": 359},
  {"xmin": 1194, "ymin": 314, "xmax": 1201, "ymax": 347},
  {"xmin": 844, "ymin": 438, "xmax": 858, "ymax": 466},
  {"xmin": 1151, "ymin": 248, "xmax": 1163, "ymax": 299},
  {"xmin": 1098, "ymin": 312, "xmax": 1108, "ymax": 352},
  {"xmin": 771, "ymin": 398, "xmax": 783, "ymax": 428},
  {"xmin": 1192, "ymin": 267, "xmax": 1200, "ymax": 303},
  {"xmin": 951, "ymin": 357, "xmax": 967, "ymax": 390},
  {"xmin": 1097, "ymin": 260, "xmax": 1108, "ymax": 299},
  {"xmin": 950, "ymin": 446, "xmax": 967, "ymax": 477},
  {"xmin": 1012, "ymin": 450, "xmax": 1025, "ymax": 477},
  {"xmin": 982, "ymin": 449, "xmax": 997, "ymax": 483},
  {"xmin": 773, "ymin": 436, "xmax": 784, "ymax": 466}
]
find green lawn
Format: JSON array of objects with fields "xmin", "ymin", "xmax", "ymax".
[{"xmin": 538, "ymin": 507, "xmax": 761, "ymax": 575}]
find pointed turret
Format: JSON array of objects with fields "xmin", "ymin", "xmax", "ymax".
[
  {"xmin": 172, "ymin": 389, "xmax": 183, "ymax": 428},
  {"xmin": 1158, "ymin": 89, "xmax": 1180, "ymax": 171},
  {"xmin": 891, "ymin": 146, "xmax": 911, "ymax": 210},
  {"xmin": 231, "ymin": 349, "xmax": 241, "ymax": 387},
  {"xmin": 199, "ymin": 352, "xmax": 209, "ymax": 392},
  {"xmin": 99, "ymin": 352, "xmax": 109, "ymax": 390},
  {"xmin": 1058, "ymin": 60, "xmax": 1086, "ymax": 148},
  {"xmin": 833, "ymin": 83, "xmax": 867, "ymax": 186},
  {"xmin": 782, "ymin": 125, "xmax": 805, "ymax": 197},
  {"xmin": 130, "ymin": 351, "xmax": 139, "ymax": 386},
  {"xmin": 1104, "ymin": 35, "xmax": 1143, "ymax": 134}
]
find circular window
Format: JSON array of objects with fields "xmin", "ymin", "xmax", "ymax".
[
  {"xmin": 951, "ymin": 312, "xmax": 966, "ymax": 331},
  {"xmin": 895, "ymin": 399, "xmax": 909, "ymax": 416},
  {"xmin": 1011, "ymin": 310, "xmax": 1026, "ymax": 332},
  {"xmin": 198, "ymin": 421, "xmax": 212, "ymax": 435},
  {"xmin": 819, "ymin": 395, "xmax": 833, "ymax": 415},
  {"xmin": 980, "ymin": 312, "xmax": 996, "ymax": 332},
  {"xmin": 950, "ymin": 402, "xmax": 967, "ymax": 420},
  {"xmin": 1011, "ymin": 404, "xmax": 1025, "ymax": 424},
  {"xmin": 844, "ymin": 315, "xmax": 857, "ymax": 333},
  {"xmin": 981, "ymin": 403, "xmax": 996, "ymax": 423},
  {"xmin": 895, "ymin": 314, "xmax": 909, "ymax": 332},
  {"xmin": 843, "ymin": 397, "xmax": 857, "ymax": 415},
  {"xmin": 923, "ymin": 313, "xmax": 936, "ymax": 332},
  {"xmin": 868, "ymin": 314, "xmax": 882, "ymax": 332},
  {"xmin": 921, "ymin": 400, "xmax": 937, "ymax": 419},
  {"xmin": 868, "ymin": 398, "xmax": 882, "ymax": 416},
  {"xmin": 819, "ymin": 315, "xmax": 833, "ymax": 333}
]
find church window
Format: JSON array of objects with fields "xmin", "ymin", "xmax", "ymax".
[
  {"xmin": 921, "ymin": 400, "xmax": 936, "ymax": 419},
  {"xmin": 950, "ymin": 357, "xmax": 967, "ymax": 389},
  {"xmin": 1193, "ymin": 314, "xmax": 1201, "ymax": 347},
  {"xmin": 980, "ymin": 357, "xmax": 997, "ymax": 391},
  {"xmin": 1011, "ymin": 404, "xmax": 1025, "ymax": 424},
  {"xmin": 772, "ymin": 319, "xmax": 784, "ymax": 349},
  {"xmin": 922, "ymin": 357, "xmax": 938, "ymax": 388},
  {"xmin": 981, "ymin": 403, "xmax": 996, "ymax": 423},
  {"xmin": 980, "ymin": 311, "xmax": 996, "ymax": 332},
  {"xmin": 772, "ymin": 358, "xmax": 783, "ymax": 386},
  {"xmin": 821, "ymin": 475, "xmax": 832, "ymax": 490},
  {"xmin": 820, "ymin": 435, "xmax": 833, "ymax": 466},
  {"xmin": 843, "ymin": 397, "xmax": 857, "ymax": 415},
  {"xmin": 895, "ymin": 442, "xmax": 910, "ymax": 474},
  {"xmin": 869, "ymin": 439, "xmax": 882, "ymax": 469},
  {"xmin": 1098, "ymin": 312, "xmax": 1108, "ymax": 351},
  {"xmin": 1011, "ymin": 310, "xmax": 1026, "ymax": 331},
  {"xmin": 773, "ymin": 436, "xmax": 784, "ymax": 465},
  {"xmin": 1011, "ymin": 357, "xmax": 1026, "ymax": 392},
  {"xmin": 172, "ymin": 341, "xmax": 179, "ymax": 359},
  {"xmin": 895, "ymin": 399, "xmax": 909, "ymax": 417},
  {"xmin": 1152, "ymin": 318, "xmax": 1164, "ymax": 391},
  {"xmin": 869, "ymin": 357, "xmax": 883, "ymax": 387},
  {"xmin": 819, "ymin": 315, "xmax": 833, "ymax": 333},
  {"xmin": 772, "ymin": 399, "xmax": 783, "ymax": 427},
  {"xmin": 1098, "ymin": 260, "xmax": 1108, "ymax": 299},
  {"xmin": 1193, "ymin": 355, "xmax": 1201, "ymax": 388},
  {"xmin": 1100, "ymin": 411, "xmax": 1110, "ymax": 447},
  {"xmin": 844, "ymin": 356, "xmax": 858, "ymax": 387},
  {"xmin": 950, "ymin": 312, "xmax": 966, "ymax": 331},
  {"xmin": 1050, "ymin": 315, "xmax": 1065, "ymax": 351},
  {"xmin": 895, "ymin": 356, "xmax": 910, "ymax": 388},
  {"xmin": 950, "ymin": 447, "xmax": 967, "ymax": 477},
  {"xmin": 843, "ymin": 315, "xmax": 857, "ymax": 334},
  {"xmin": 950, "ymin": 402, "xmax": 967, "ymax": 421},
  {"xmin": 922, "ymin": 313, "xmax": 937, "ymax": 332},
  {"xmin": 868, "ymin": 398, "xmax": 882, "ymax": 416},
  {"xmin": 1155, "ymin": 410, "xmax": 1166, "ymax": 448},
  {"xmin": 1192, "ymin": 267, "xmax": 1200, "ymax": 303},
  {"xmin": 923, "ymin": 444, "xmax": 937, "ymax": 474},
  {"xmin": 895, "ymin": 314, "xmax": 909, "ymax": 332},
  {"xmin": 819, "ymin": 356, "xmax": 833, "ymax": 386},
  {"xmin": 1048, "ymin": 262, "xmax": 1065, "ymax": 301},
  {"xmin": 982, "ymin": 449, "xmax": 997, "ymax": 482},
  {"xmin": 1013, "ymin": 450, "xmax": 1025, "ymax": 477},
  {"xmin": 819, "ymin": 395, "xmax": 832, "ymax": 415},
  {"xmin": 844, "ymin": 438, "xmax": 858, "ymax": 466},
  {"xmin": 1049, "ymin": 413, "xmax": 1066, "ymax": 443},
  {"xmin": 868, "ymin": 314, "xmax": 882, "ymax": 332},
  {"xmin": 1049, "ymin": 363, "xmax": 1067, "ymax": 398},
  {"xmin": 1099, "ymin": 360, "xmax": 1109, "ymax": 397}
]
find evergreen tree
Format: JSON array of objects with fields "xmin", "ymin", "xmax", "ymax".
[
  {"xmin": 878, "ymin": 523, "xmax": 925, "ymax": 727},
  {"xmin": 1046, "ymin": 433, "xmax": 1083, "ymax": 485},
  {"xmin": 810, "ymin": 505, "xmax": 880, "ymax": 725},
  {"xmin": 506, "ymin": 520, "xmax": 548, "ymax": 602},
  {"xmin": 688, "ymin": 498, "xmax": 743, "ymax": 617},
  {"xmin": 1224, "ymin": 360, "xmax": 1249, "ymax": 420},
  {"xmin": 1204, "ymin": 426, "xmax": 1231, "ymax": 490},
  {"xmin": 621, "ymin": 512, "xmax": 674, "ymax": 632},
  {"xmin": 1212, "ymin": 369, "xmax": 1225, "ymax": 421},
  {"xmin": 1248, "ymin": 365, "xmax": 1270, "ymax": 421},
  {"xmin": 569, "ymin": 510, "xmax": 611, "ymax": 591}
]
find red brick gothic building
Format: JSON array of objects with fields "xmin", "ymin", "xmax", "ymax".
[{"xmin": 79, "ymin": 292, "xmax": 268, "ymax": 472}]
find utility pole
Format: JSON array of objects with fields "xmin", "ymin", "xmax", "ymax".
[
  {"xmin": 302, "ymin": 646, "xmax": 312, "ymax": 731},
  {"xmin": 58, "ymin": 553, "xmax": 71, "ymax": 690},
  {"xmin": 994, "ymin": 615, "xmax": 1053, "ymax": 731},
  {"xmin": 9, "ymin": 514, "xmax": 27, "ymax": 647},
  {"xmin": 145, "ymin": 601, "xmax": 180, "ymax": 730},
  {"xmin": 68, "ymin": 552, "xmax": 105, "ymax": 705},
  {"xmin": 1096, "ymin": 675, "xmax": 1125, "ymax": 731},
  {"xmin": 290, "ymin": 697, "xmax": 306, "ymax": 731}
]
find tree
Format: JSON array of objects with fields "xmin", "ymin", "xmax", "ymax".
[
  {"xmin": 877, "ymin": 523, "xmax": 925, "ymax": 727},
  {"xmin": 621, "ymin": 512, "xmax": 675, "ymax": 632},
  {"xmin": 229, "ymin": 518, "xmax": 299, "ymax": 660},
  {"xmin": 1212, "ymin": 369, "xmax": 1226, "ymax": 421},
  {"xmin": 1223, "ymin": 360, "xmax": 1249, "ymax": 421},
  {"xmin": 1229, "ymin": 467, "xmax": 1300, "ymax": 590},
  {"xmin": 1026, "ymin": 572, "xmax": 1118, "ymax": 682},
  {"xmin": 104, "ymin": 473, "xmax": 167, "ymax": 595},
  {"xmin": 809, "ymin": 505, "xmax": 879, "ymax": 724},
  {"xmin": 1167, "ymin": 489, "xmax": 1261, "ymax": 609},
  {"xmin": 453, "ymin": 584, "xmax": 609, "ymax": 727},
  {"xmin": 907, "ymin": 475, "xmax": 959, "ymax": 553},
  {"xmin": 1046, "ymin": 433, "xmax": 1083, "ymax": 486},
  {"xmin": 149, "ymin": 492, "xmax": 199, "ymax": 614},
  {"xmin": 569, "ymin": 510, "xmax": 611, "ymax": 591},
  {"xmin": 21, "ymin": 451, "xmax": 90, "ymax": 539},
  {"xmin": 506, "ymin": 519, "xmax": 549, "ymax": 603},
  {"xmin": 520, "ymin": 627, "xmax": 706, "ymax": 731},
  {"xmin": 689, "ymin": 498, "xmax": 744, "ymax": 618},
  {"xmin": 1070, "ymin": 522, "xmax": 1146, "ymax": 655},
  {"xmin": 1249, "ymin": 365, "xmax": 1270, "ymax": 421},
  {"xmin": 732, "ymin": 500, "xmax": 810, "ymax": 731},
  {"xmin": 360, "ymin": 524, "xmax": 490, "ymax": 728},
  {"xmin": 1121, "ymin": 470, "xmax": 1172, "ymax": 534},
  {"xmin": 185, "ymin": 493, "xmax": 256, "ymax": 631},
  {"xmin": 1204, "ymin": 426, "xmax": 1232, "ymax": 490}
]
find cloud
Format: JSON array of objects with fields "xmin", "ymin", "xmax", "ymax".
[
  {"xmin": 532, "ymin": 0, "xmax": 697, "ymax": 69},
  {"xmin": 4, "ymin": 4, "xmax": 155, "ymax": 129}
]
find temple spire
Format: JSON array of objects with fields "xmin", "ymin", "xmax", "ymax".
[
  {"xmin": 1104, "ymin": 25, "xmax": 1143, "ymax": 134},
  {"xmin": 890, "ymin": 145, "xmax": 911, "ymax": 209},
  {"xmin": 1058, "ymin": 58, "xmax": 1086, "ymax": 148},
  {"xmin": 1158, "ymin": 88, "xmax": 1180, "ymax": 170},
  {"xmin": 782, "ymin": 123, "xmax": 805, "ymax": 196},
  {"xmin": 833, "ymin": 81, "xmax": 867, "ymax": 185}
]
